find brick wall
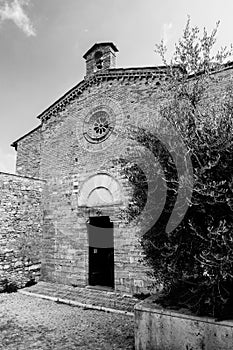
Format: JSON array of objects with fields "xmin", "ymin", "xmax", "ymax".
[
  {"xmin": 0, "ymin": 172, "xmax": 44, "ymax": 290},
  {"xmin": 11, "ymin": 63, "xmax": 233, "ymax": 295},
  {"xmin": 38, "ymin": 74, "xmax": 167, "ymax": 294},
  {"xmin": 15, "ymin": 126, "xmax": 42, "ymax": 178}
]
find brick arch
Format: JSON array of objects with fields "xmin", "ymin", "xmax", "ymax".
[
  {"xmin": 87, "ymin": 187, "xmax": 113, "ymax": 206},
  {"xmin": 78, "ymin": 173, "xmax": 123, "ymax": 207}
]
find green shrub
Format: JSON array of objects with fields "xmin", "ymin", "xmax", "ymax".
[
  {"xmin": 125, "ymin": 18, "xmax": 233, "ymax": 319},
  {"xmin": 0, "ymin": 278, "xmax": 18, "ymax": 293}
]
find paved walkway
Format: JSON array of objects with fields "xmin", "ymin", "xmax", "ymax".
[
  {"xmin": 19, "ymin": 281, "xmax": 139, "ymax": 315},
  {"xmin": 0, "ymin": 292, "xmax": 135, "ymax": 349}
]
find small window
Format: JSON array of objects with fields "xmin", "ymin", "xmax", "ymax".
[{"xmin": 94, "ymin": 50, "xmax": 103, "ymax": 69}]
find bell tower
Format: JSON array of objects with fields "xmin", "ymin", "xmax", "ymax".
[{"xmin": 83, "ymin": 42, "xmax": 119, "ymax": 76}]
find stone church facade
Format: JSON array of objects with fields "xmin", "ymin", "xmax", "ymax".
[{"xmin": 1, "ymin": 42, "xmax": 233, "ymax": 294}]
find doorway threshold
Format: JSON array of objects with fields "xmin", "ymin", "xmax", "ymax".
[{"xmin": 86, "ymin": 285, "xmax": 114, "ymax": 292}]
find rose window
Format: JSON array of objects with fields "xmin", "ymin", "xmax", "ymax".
[
  {"xmin": 84, "ymin": 110, "xmax": 114, "ymax": 143},
  {"xmin": 93, "ymin": 115, "xmax": 109, "ymax": 135}
]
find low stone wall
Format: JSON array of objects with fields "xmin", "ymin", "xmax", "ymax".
[
  {"xmin": 0, "ymin": 172, "xmax": 44, "ymax": 290},
  {"xmin": 134, "ymin": 296, "xmax": 233, "ymax": 350}
]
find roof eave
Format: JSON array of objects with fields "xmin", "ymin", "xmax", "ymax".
[
  {"xmin": 11, "ymin": 125, "xmax": 41, "ymax": 150},
  {"xmin": 83, "ymin": 42, "xmax": 119, "ymax": 59}
]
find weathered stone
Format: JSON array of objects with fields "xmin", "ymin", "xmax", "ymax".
[
  {"xmin": 6, "ymin": 43, "xmax": 233, "ymax": 295},
  {"xmin": 135, "ymin": 297, "xmax": 233, "ymax": 350},
  {"xmin": 0, "ymin": 172, "xmax": 43, "ymax": 290}
]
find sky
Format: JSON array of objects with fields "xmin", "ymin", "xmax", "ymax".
[{"xmin": 0, "ymin": 0, "xmax": 233, "ymax": 173}]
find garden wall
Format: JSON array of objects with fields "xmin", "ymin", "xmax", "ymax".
[
  {"xmin": 135, "ymin": 297, "xmax": 233, "ymax": 350},
  {"xmin": 0, "ymin": 172, "xmax": 44, "ymax": 291}
]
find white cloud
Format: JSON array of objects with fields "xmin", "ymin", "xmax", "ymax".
[
  {"xmin": 162, "ymin": 22, "xmax": 173, "ymax": 47},
  {"xmin": 0, "ymin": 0, "xmax": 35, "ymax": 36},
  {"xmin": 0, "ymin": 147, "xmax": 16, "ymax": 174}
]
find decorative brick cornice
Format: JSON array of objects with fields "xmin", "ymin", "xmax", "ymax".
[
  {"xmin": 37, "ymin": 66, "xmax": 169, "ymax": 123},
  {"xmin": 13, "ymin": 62, "xmax": 233, "ymax": 140}
]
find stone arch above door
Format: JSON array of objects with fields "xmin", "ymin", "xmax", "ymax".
[{"xmin": 78, "ymin": 173, "xmax": 123, "ymax": 207}]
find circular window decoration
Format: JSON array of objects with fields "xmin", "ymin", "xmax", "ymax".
[
  {"xmin": 78, "ymin": 97, "xmax": 124, "ymax": 151},
  {"xmin": 83, "ymin": 109, "xmax": 114, "ymax": 143}
]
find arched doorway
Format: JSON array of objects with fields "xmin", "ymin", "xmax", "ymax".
[
  {"xmin": 87, "ymin": 216, "xmax": 114, "ymax": 288},
  {"xmin": 78, "ymin": 173, "xmax": 123, "ymax": 289}
]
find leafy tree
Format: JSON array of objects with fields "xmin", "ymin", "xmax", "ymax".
[{"xmin": 127, "ymin": 18, "xmax": 233, "ymax": 319}]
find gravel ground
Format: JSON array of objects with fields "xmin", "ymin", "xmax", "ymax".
[{"xmin": 0, "ymin": 292, "xmax": 134, "ymax": 350}]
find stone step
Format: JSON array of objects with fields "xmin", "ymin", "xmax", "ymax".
[{"xmin": 18, "ymin": 281, "xmax": 139, "ymax": 315}]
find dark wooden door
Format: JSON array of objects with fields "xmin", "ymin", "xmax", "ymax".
[{"xmin": 87, "ymin": 216, "xmax": 114, "ymax": 288}]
